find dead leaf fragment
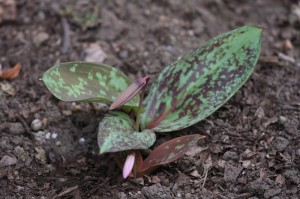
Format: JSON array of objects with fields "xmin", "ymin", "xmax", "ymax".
[
  {"xmin": 0, "ymin": 63, "xmax": 21, "ymax": 80},
  {"xmin": 275, "ymin": 174, "xmax": 286, "ymax": 187}
]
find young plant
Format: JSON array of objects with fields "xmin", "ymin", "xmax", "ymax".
[{"xmin": 42, "ymin": 25, "xmax": 263, "ymax": 178}]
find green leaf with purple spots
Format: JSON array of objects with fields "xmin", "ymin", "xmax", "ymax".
[
  {"xmin": 139, "ymin": 134, "xmax": 203, "ymax": 173},
  {"xmin": 141, "ymin": 25, "xmax": 263, "ymax": 132},
  {"xmin": 97, "ymin": 111, "xmax": 156, "ymax": 154},
  {"xmin": 42, "ymin": 61, "xmax": 139, "ymax": 109}
]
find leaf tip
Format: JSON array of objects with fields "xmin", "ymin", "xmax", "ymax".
[{"xmin": 99, "ymin": 148, "xmax": 105, "ymax": 155}]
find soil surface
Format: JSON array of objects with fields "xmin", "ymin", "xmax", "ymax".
[{"xmin": 1, "ymin": 0, "xmax": 300, "ymax": 198}]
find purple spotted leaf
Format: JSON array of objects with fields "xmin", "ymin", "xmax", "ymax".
[
  {"xmin": 139, "ymin": 134, "xmax": 204, "ymax": 173},
  {"xmin": 98, "ymin": 111, "xmax": 156, "ymax": 154},
  {"xmin": 42, "ymin": 62, "xmax": 139, "ymax": 110},
  {"xmin": 141, "ymin": 25, "xmax": 263, "ymax": 132},
  {"xmin": 110, "ymin": 76, "xmax": 150, "ymax": 110}
]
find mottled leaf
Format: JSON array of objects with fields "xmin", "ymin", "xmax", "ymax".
[
  {"xmin": 141, "ymin": 26, "xmax": 263, "ymax": 132},
  {"xmin": 98, "ymin": 111, "xmax": 156, "ymax": 154},
  {"xmin": 42, "ymin": 61, "xmax": 139, "ymax": 109},
  {"xmin": 110, "ymin": 76, "xmax": 150, "ymax": 110},
  {"xmin": 139, "ymin": 134, "xmax": 204, "ymax": 173}
]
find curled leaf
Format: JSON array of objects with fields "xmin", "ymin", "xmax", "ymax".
[
  {"xmin": 98, "ymin": 111, "xmax": 156, "ymax": 154},
  {"xmin": 110, "ymin": 76, "xmax": 150, "ymax": 110},
  {"xmin": 42, "ymin": 62, "xmax": 139, "ymax": 110},
  {"xmin": 141, "ymin": 26, "xmax": 263, "ymax": 132},
  {"xmin": 139, "ymin": 134, "xmax": 204, "ymax": 174},
  {"xmin": 123, "ymin": 151, "xmax": 136, "ymax": 179},
  {"xmin": 0, "ymin": 63, "xmax": 21, "ymax": 80}
]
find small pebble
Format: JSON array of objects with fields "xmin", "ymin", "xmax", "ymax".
[
  {"xmin": 62, "ymin": 110, "xmax": 72, "ymax": 116},
  {"xmin": 51, "ymin": 132, "xmax": 58, "ymax": 139},
  {"xmin": 79, "ymin": 137, "xmax": 85, "ymax": 144},
  {"xmin": 31, "ymin": 119, "xmax": 42, "ymax": 131},
  {"xmin": 279, "ymin": 116, "xmax": 287, "ymax": 123},
  {"xmin": 33, "ymin": 32, "xmax": 49, "ymax": 46},
  {"xmin": 119, "ymin": 50, "xmax": 129, "ymax": 59},
  {"xmin": 45, "ymin": 132, "xmax": 51, "ymax": 139}
]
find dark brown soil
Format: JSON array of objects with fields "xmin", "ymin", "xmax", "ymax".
[{"xmin": 1, "ymin": 0, "xmax": 300, "ymax": 198}]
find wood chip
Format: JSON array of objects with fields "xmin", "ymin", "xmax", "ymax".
[{"xmin": 0, "ymin": 63, "xmax": 21, "ymax": 80}]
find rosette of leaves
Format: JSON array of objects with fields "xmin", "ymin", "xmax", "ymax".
[{"xmin": 42, "ymin": 25, "xmax": 263, "ymax": 178}]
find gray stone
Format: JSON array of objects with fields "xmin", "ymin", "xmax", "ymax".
[{"xmin": 31, "ymin": 119, "xmax": 42, "ymax": 131}]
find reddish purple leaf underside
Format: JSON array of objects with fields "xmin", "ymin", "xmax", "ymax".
[{"xmin": 139, "ymin": 134, "xmax": 204, "ymax": 173}]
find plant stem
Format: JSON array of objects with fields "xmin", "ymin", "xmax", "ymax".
[{"xmin": 135, "ymin": 89, "xmax": 145, "ymax": 131}]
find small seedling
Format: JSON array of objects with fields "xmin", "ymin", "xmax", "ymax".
[{"xmin": 42, "ymin": 26, "xmax": 263, "ymax": 178}]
